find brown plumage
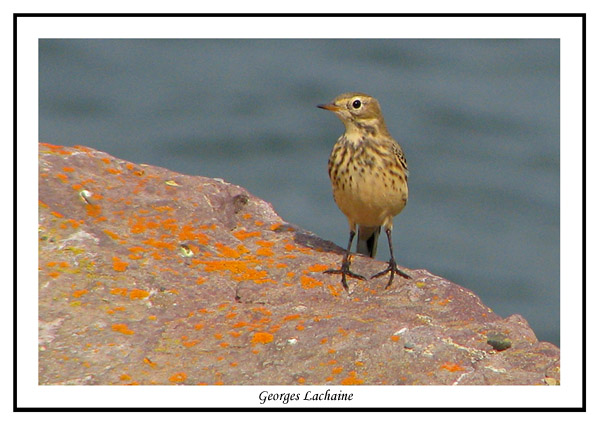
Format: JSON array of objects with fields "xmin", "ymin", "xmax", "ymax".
[{"xmin": 318, "ymin": 92, "xmax": 411, "ymax": 290}]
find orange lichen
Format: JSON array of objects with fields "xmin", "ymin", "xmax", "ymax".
[
  {"xmin": 146, "ymin": 221, "xmax": 160, "ymax": 230},
  {"xmin": 66, "ymin": 218, "xmax": 81, "ymax": 228},
  {"xmin": 142, "ymin": 238, "xmax": 175, "ymax": 251},
  {"xmin": 256, "ymin": 240, "xmax": 274, "ymax": 247},
  {"xmin": 253, "ymin": 307, "xmax": 272, "ymax": 316},
  {"xmin": 103, "ymin": 229, "xmax": 121, "ymax": 240},
  {"xmin": 143, "ymin": 358, "xmax": 157, "ymax": 368},
  {"xmin": 182, "ymin": 340, "xmax": 200, "ymax": 348},
  {"xmin": 129, "ymin": 289, "xmax": 149, "ymax": 300},
  {"xmin": 62, "ymin": 166, "xmax": 75, "ymax": 173},
  {"xmin": 161, "ymin": 218, "xmax": 178, "ymax": 233},
  {"xmin": 233, "ymin": 321, "xmax": 248, "ymax": 328},
  {"xmin": 307, "ymin": 264, "xmax": 329, "ymax": 272},
  {"xmin": 178, "ymin": 225, "xmax": 210, "ymax": 245},
  {"xmin": 214, "ymin": 333, "xmax": 223, "ymax": 340},
  {"xmin": 216, "ymin": 243, "xmax": 241, "ymax": 258},
  {"xmin": 440, "ymin": 362, "xmax": 465, "ymax": 372},
  {"xmin": 111, "ymin": 323, "xmax": 134, "ymax": 335},
  {"xmin": 238, "ymin": 269, "xmax": 271, "ymax": 283},
  {"xmin": 169, "ymin": 372, "xmax": 187, "ymax": 383},
  {"xmin": 233, "ymin": 229, "xmax": 261, "ymax": 240},
  {"xmin": 283, "ymin": 314, "xmax": 300, "ymax": 322},
  {"xmin": 50, "ymin": 211, "xmax": 64, "ymax": 218},
  {"xmin": 332, "ymin": 366, "xmax": 344, "ymax": 375},
  {"xmin": 85, "ymin": 204, "xmax": 102, "ymax": 217},
  {"xmin": 112, "ymin": 257, "xmax": 129, "ymax": 272},
  {"xmin": 340, "ymin": 371, "xmax": 364, "ymax": 385},
  {"xmin": 40, "ymin": 142, "xmax": 72, "ymax": 155},
  {"xmin": 201, "ymin": 259, "xmax": 247, "ymax": 274},
  {"xmin": 130, "ymin": 217, "xmax": 147, "ymax": 234},
  {"xmin": 110, "ymin": 287, "xmax": 129, "ymax": 296},
  {"xmin": 390, "ymin": 335, "xmax": 400, "ymax": 342},
  {"xmin": 256, "ymin": 247, "xmax": 274, "ymax": 257},
  {"xmin": 237, "ymin": 244, "xmax": 250, "ymax": 255},
  {"xmin": 251, "ymin": 332, "xmax": 274, "ymax": 345},
  {"xmin": 72, "ymin": 289, "xmax": 88, "ymax": 298},
  {"xmin": 327, "ymin": 284, "xmax": 341, "ymax": 297},
  {"xmin": 229, "ymin": 330, "xmax": 241, "ymax": 338},
  {"xmin": 55, "ymin": 173, "xmax": 69, "ymax": 183},
  {"xmin": 194, "ymin": 323, "xmax": 205, "ymax": 330},
  {"xmin": 300, "ymin": 275, "xmax": 323, "ymax": 289},
  {"xmin": 283, "ymin": 243, "xmax": 312, "ymax": 254}
]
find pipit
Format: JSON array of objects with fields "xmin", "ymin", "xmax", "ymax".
[{"xmin": 318, "ymin": 92, "xmax": 411, "ymax": 291}]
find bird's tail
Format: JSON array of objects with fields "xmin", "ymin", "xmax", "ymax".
[{"xmin": 356, "ymin": 226, "xmax": 380, "ymax": 258}]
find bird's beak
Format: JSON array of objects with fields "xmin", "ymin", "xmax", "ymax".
[{"xmin": 317, "ymin": 103, "xmax": 341, "ymax": 111}]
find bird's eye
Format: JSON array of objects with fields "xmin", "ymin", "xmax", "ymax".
[{"xmin": 352, "ymin": 99, "xmax": 362, "ymax": 109}]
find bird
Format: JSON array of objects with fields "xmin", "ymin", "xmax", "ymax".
[{"xmin": 317, "ymin": 92, "xmax": 411, "ymax": 291}]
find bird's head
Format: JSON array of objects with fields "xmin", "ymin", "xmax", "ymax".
[{"xmin": 318, "ymin": 92, "xmax": 388, "ymax": 136}]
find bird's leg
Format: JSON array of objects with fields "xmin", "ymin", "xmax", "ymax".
[
  {"xmin": 371, "ymin": 228, "xmax": 411, "ymax": 288},
  {"xmin": 324, "ymin": 229, "xmax": 366, "ymax": 291}
]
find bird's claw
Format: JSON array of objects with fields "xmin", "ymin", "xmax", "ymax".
[{"xmin": 371, "ymin": 259, "xmax": 411, "ymax": 289}]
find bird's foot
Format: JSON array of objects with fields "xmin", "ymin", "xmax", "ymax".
[
  {"xmin": 371, "ymin": 259, "xmax": 411, "ymax": 289},
  {"xmin": 324, "ymin": 262, "xmax": 365, "ymax": 291}
]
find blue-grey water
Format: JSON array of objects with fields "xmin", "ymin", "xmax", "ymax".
[{"xmin": 39, "ymin": 39, "xmax": 560, "ymax": 346}]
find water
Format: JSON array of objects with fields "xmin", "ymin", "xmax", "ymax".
[{"xmin": 39, "ymin": 39, "xmax": 560, "ymax": 346}]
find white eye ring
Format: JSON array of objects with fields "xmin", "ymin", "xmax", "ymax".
[{"xmin": 352, "ymin": 99, "xmax": 362, "ymax": 109}]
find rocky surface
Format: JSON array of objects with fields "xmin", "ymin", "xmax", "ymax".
[{"xmin": 38, "ymin": 143, "xmax": 560, "ymax": 385}]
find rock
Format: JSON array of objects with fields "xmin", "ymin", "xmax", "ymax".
[{"xmin": 38, "ymin": 143, "xmax": 560, "ymax": 385}]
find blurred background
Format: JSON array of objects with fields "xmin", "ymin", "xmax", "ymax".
[{"xmin": 39, "ymin": 39, "xmax": 560, "ymax": 346}]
